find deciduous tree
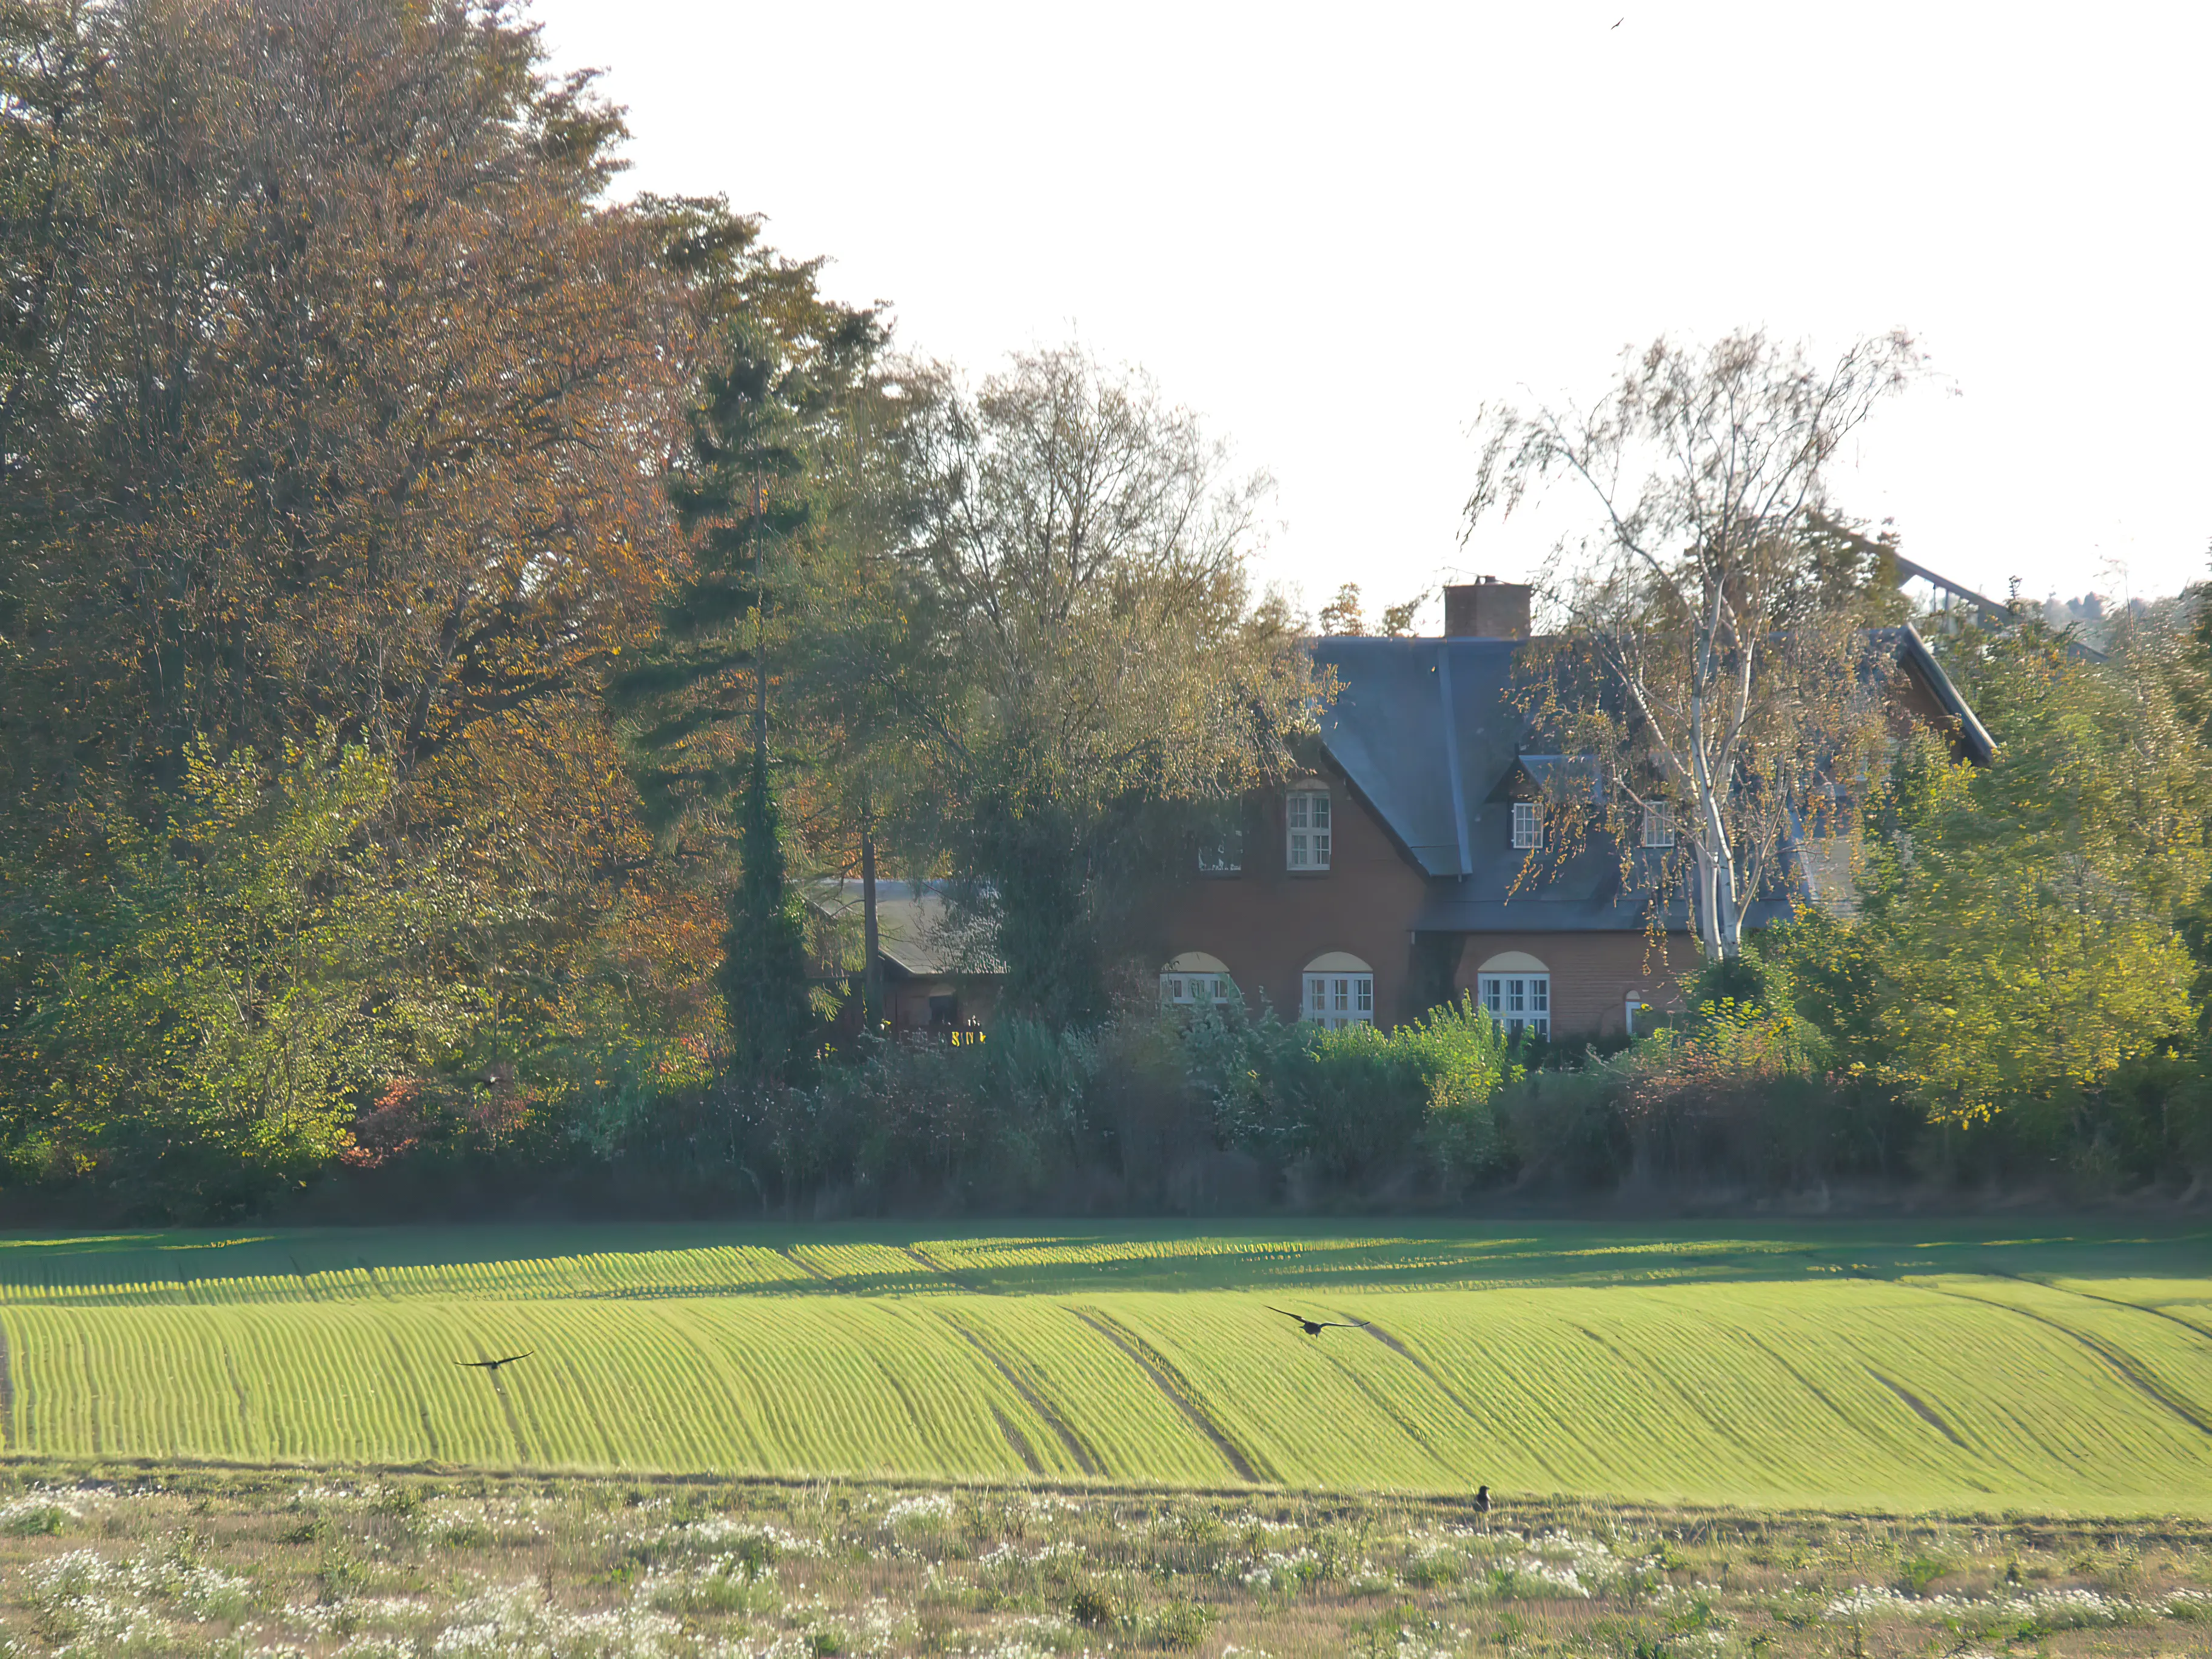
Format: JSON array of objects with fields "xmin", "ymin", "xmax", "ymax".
[
  {"xmin": 900, "ymin": 346, "xmax": 1319, "ymax": 1023},
  {"xmin": 1465, "ymin": 330, "xmax": 1923, "ymax": 956}
]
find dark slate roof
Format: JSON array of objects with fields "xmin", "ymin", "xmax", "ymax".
[
  {"xmin": 1314, "ymin": 636, "xmax": 1652, "ymax": 930},
  {"xmin": 1312, "ymin": 624, "xmax": 1986, "ymax": 933}
]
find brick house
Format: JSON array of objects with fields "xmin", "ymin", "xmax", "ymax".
[{"xmin": 1148, "ymin": 581, "xmax": 1992, "ymax": 1040}]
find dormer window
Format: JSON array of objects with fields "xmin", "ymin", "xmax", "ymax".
[
  {"xmin": 1641, "ymin": 804, "xmax": 1674, "ymax": 848},
  {"xmin": 1287, "ymin": 788, "xmax": 1332, "ymax": 870},
  {"xmin": 1511, "ymin": 800, "xmax": 1544, "ymax": 851}
]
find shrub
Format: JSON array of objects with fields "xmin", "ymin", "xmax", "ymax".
[
  {"xmin": 1178, "ymin": 993, "xmax": 1520, "ymax": 1189},
  {"xmin": 1494, "ymin": 1064, "xmax": 1632, "ymax": 1190}
]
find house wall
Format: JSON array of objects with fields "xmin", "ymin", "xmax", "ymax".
[
  {"xmin": 1155, "ymin": 770, "xmax": 1432, "ymax": 1024},
  {"xmin": 1153, "ymin": 769, "xmax": 1705, "ymax": 1037},
  {"xmin": 888, "ymin": 976, "xmax": 999, "ymax": 1036},
  {"xmin": 1449, "ymin": 930, "xmax": 1697, "ymax": 1037}
]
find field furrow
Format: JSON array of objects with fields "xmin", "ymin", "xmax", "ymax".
[{"xmin": 0, "ymin": 1223, "xmax": 2205, "ymax": 1512}]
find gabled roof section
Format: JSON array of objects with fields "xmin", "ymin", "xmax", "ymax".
[
  {"xmin": 1311, "ymin": 627, "xmax": 1995, "ymax": 929},
  {"xmin": 1869, "ymin": 624, "xmax": 1996, "ymax": 765},
  {"xmin": 1312, "ymin": 637, "xmax": 1629, "ymax": 914},
  {"xmin": 1312, "ymin": 637, "xmax": 1519, "ymax": 879}
]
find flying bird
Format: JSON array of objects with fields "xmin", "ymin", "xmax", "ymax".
[
  {"xmin": 455, "ymin": 1351, "xmax": 533, "ymax": 1372},
  {"xmin": 1612, "ymin": 16, "xmax": 1623, "ymax": 25},
  {"xmin": 1266, "ymin": 1306, "xmax": 1368, "ymax": 1337}
]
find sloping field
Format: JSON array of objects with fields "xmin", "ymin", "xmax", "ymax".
[{"xmin": 0, "ymin": 1222, "xmax": 2205, "ymax": 1513}]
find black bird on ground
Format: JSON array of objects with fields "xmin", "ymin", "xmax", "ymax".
[
  {"xmin": 1266, "ymin": 1306, "xmax": 1368, "ymax": 1337},
  {"xmin": 1475, "ymin": 1484, "xmax": 1491, "ymax": 1517},
  {"xmin": 455, "ymin": 1352, "xmax": 534, "ymax": 1372}
]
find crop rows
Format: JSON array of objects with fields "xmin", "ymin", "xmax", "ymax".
[{"xmin": 2, "ymin": 1269, "xmax": 2207, "ymax": 1512}]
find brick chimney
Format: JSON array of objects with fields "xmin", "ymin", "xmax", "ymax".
[{"xmin": 1443, "ymin": 577, "xmax": 1531, "ymax": 639}]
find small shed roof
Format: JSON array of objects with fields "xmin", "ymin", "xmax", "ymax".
[{"xmin": 807, "ymin": 880, "xmax": 1004, "ymax": 978}]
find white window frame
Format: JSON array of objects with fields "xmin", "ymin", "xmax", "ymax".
[
  {"xmin": 1641, "ymin": 803, "xmax": 1675, "ymax": 848},
  {"xmin": 1624, "ymin": 993, "xmax": 1646, "ymax": 1036},
  {"xmin": 1287, "ymin": 788, "xmax": 1332, "ymax": 871},
  {"xmin": 1511, "ymin": 800, "xmax": 1543, "ymax": 851},
  {"xmin": 1162, "ymin": 972, "xmax": 1234, "ymax": 1009},
  {"xmin": 1479, "ymin": 972, "xmax": 1550, "ymax": 1039},
  {"xmin": 1304, "ymin": 972, "xmax": 1373, "ymax": 1030}
]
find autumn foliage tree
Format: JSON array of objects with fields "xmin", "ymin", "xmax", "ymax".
[
  {"xmin": 896, "ymin": 347, "xmax": 1321, "ymax": 1024},
  {"xmin": 0, "ymin": 0, "xmax": 734, "ymax": 1187},
  {"xmin": 0, "ymin": 0, "xmax": 706, "ymax": 807}
]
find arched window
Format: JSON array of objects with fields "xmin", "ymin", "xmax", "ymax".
[
  {"xmin": 1302, "ymin": 951, "xmax": 1373, "ymax": 1030},
  {"xmin": 1161, "ymin": 951, "xmax": 1235, "ymax": 1009},
  {"xmin": 1476, "ymin": 951, "xmax": 1549, "ymax": 1039}
]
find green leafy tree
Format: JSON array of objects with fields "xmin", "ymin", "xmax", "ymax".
[
  {"xmin": 897, "ymin": 346, "xmax": 1322, "ymax": 1025},
  {"xmin": 0, "ymin": 739, "xmax": 494, "ymax": 1207},
  {"xmin": 1857, "ymin": 623, "xmax": 2210, "ymax": 1123}
]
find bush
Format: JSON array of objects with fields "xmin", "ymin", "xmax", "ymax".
[
  {"xmin": 590, "ymin": 988, "xmax": 1529, "ymax": 1212},
  {"xmin": 1493, "ymin": 1064, "xmax": 1632, "ymax": 1190},
  {"xmin": 1178, "ymin": 993, "xmax": 1520, "ymax": 1190}
]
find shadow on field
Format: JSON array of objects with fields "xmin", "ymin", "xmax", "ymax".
[{"xmin": 0, "ymin": 1221, "xmax": 2204, "ymax": 1306}]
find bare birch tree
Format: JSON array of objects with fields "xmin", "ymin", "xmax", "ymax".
[{"xmin": 1464, "ymin": 330, "xmax": 1923, "ymax": 957}]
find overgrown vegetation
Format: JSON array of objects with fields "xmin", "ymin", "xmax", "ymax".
[{"xmin": 0, "ymin": 1466, "xmax": 2205, "ymax": 1658}]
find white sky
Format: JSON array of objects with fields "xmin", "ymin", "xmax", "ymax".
[{"xmin": 532, "ymin": 0, "xmax": 2212, "ymax": 623}]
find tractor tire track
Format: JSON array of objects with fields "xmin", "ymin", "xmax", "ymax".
[
  {"xmin": 1312, "ymin": 1342, "xmax": 1453, "ymax": 1473},
  {"xmin": 1573, "ymin": 1322, "xmax": 1758, "ymax": 1457},
  {"xmin": 988, "ymin": 1405, "xmax": 1044, "ymax": 1474},
  {"xmin": 905, "ymin": 1244, "xmax": 990, "ymax": 1294},
  {"xmin": 389, "ymin": 1335, "xmax": 441, "ymax": 1461},
  {"xmin": 287, "ymin": 1254, "xmax": 323, "ymax": 1302},
  {"xmin": 1989, "ymin": 1270, "xmax": 2212, "ymax": 1346},
  {"xmin": 1897, "ymin": 1278, "xmax": 2212, "ymax": 1439},
  {"xmin": 1068, "ymin": 1306, "xmax": 1269, "ymax": 1483},
  {"xmin": 937, "ymin": 1312, "xmax": 1104, "ymax": 1475},
  {"xmin": 489, "ymin": 1370, "xmax": 529, "ymax": 1465},
  {"xmin": 1354, "ymin": 1315, "xmax": 1567, "ymax": 1485},
  {"xmin": 75, "ymin": 1324, "xmax": 101, "ymax": 1455},
  {"xmin": 1866, "ymin": 1369, "xmax": 1969, "ymax": 1449},
  {"xmin": 775, "ymin": 1247, "xmax": 828, "ymax": 1284},
  {"xmin": 0, "ymin": 1316, "xmax": 13, "ymax": 1451}
]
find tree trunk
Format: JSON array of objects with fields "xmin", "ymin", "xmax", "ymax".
[{"xmin": 860, "ymin": 806, "xmax": 883, "ymax": 1032}]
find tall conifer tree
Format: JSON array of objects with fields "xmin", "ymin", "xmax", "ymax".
[{"xmin": 616, "ymin": 294, "xmax": 881, "ymax": 1080}]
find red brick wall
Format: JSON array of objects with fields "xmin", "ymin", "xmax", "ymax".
[
  {"xmin": 1146, "ymin": 768, "xmax": 1700, "ymax": 1036},
  {"xmin": 1153, "ymin": 772, "xmax": 1432, "ymax": 1024},
  {"xmin": 1450, "ymin": 930, "xmax": 1696, "ymax": 1037}
]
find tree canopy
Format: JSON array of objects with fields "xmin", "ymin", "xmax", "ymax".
[{"xmin": 1466, "ymin": 330, "xmax": 1922, "ymax": 956}]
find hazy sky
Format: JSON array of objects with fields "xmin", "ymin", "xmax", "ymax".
[{"xmin": 531, "ymin": 1, "xmax": 2210, "ymax": 623}]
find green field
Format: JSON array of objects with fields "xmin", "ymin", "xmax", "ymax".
[{"xmin": 1, "ymin": 1221, "xmax": 2207, "ymax": 1514}]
